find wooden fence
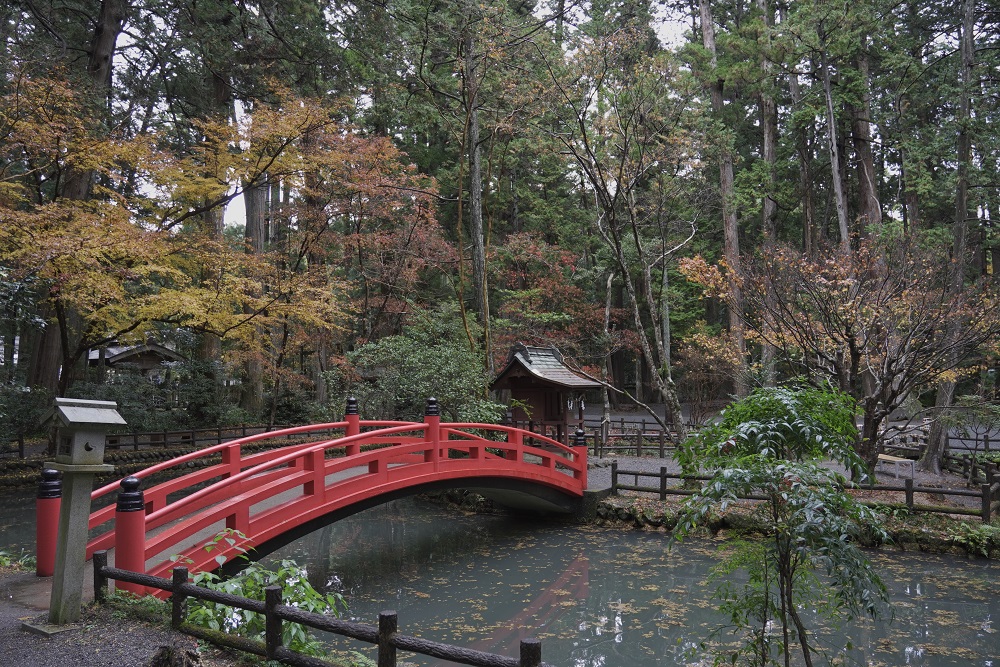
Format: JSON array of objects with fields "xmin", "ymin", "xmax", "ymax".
[
  {"xmin": 92, "ymin": 551, "xmax": 551, "ymax": 667},
  {"xmin": 609, "ymin": 461, "xmax": 1000, "ymax": 523},
  {"xmin": 941, "ymin": 451, "xmax": 1000, "ymax": 486},
  {"xmin": 103, "ymin": 424, "xmax": 321, "ymax": 451}
]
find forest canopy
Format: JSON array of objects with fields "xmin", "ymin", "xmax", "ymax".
[{"xmin": 1, "ymin": 0, "xmax": 997, "ymax": 472}]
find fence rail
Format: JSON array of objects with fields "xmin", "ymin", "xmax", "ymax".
[
  {"xmin": 609, "ymin": 461, "xmax": 1000, "ymax": 523},
  {"xmin": 103, "ymin": 424, "xmax": 326, "ymax": 451},
  {"xmin": 92, "ymin": 551, "xmax": 551, "ymax": 667}
]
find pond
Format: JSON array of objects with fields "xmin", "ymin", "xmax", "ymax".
[
  {"xmin": 0, "ymin": 490, "xmax": 995, "ymax": 665},
  {"xmin": 263, "ymin": 498, "xmax": 999, "ymax": 667}
]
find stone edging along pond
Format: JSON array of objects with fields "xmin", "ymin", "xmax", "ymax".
[
  {"xmin": 421, "ymin": 487, "xmax": 1000, "ymax": 559},
  {"xmin": 592, "ymin": 494, "xmax": 1000, "ymax": 560}
]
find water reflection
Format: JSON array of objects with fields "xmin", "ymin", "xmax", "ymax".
[{"xmin": 262, "ymin": 498, "xmax": 1000, "ymax": 667}]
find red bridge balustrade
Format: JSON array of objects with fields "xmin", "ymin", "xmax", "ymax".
[{"xmin": 83, "ymin": 398, "xmax": 587, "ymax": 596}]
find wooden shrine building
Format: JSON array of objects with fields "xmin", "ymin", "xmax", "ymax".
[{"xmin": 491, "ymin": 344, "xmax": 602, "ymax": 444}]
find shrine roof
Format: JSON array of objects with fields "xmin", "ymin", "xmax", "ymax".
[{"xmin": 492, "ymin": 344, "xmax": 602, "ymax": 390}]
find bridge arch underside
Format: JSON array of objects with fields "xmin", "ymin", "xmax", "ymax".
[{"xmin": 224, "ymin": 478, "xmax": 582, "ymax": 572}]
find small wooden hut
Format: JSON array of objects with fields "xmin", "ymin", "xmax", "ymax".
[
  {"xmin": 87, "ymin": 342, "xmax": 185, "ymax": 383},
  {"xmin": 491, "ymin": 344, "xmax": 601, "ymax": 444}
]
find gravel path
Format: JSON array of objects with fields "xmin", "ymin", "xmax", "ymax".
[{"xmin": 0, "ymin": 568, "xmax": 239, "ymax": 667}]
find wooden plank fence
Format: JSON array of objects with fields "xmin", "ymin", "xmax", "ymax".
[
  {"xmin": 92, "ymin": 551, "xmax": 551, "ymax": 667},
  {"xmin": 609, "ymin": 461, "xmax": 1000, "ymax": 523}
]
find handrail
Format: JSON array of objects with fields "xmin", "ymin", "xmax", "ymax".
[
  {"xmin": 91, "ymin": 551, "xmax": 552, "ymax": 667},
  {"xmin": 91, "ymin": 421, "xmax": 353, "ymax": 500},
  {"xmin": 145, "ymin": 423, "xmax": 430, "ymax": 528}
]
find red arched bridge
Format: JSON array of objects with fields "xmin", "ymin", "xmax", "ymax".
[{"xmin": 83, "ymin": 399, "xmax": 587, "ymax": 592}]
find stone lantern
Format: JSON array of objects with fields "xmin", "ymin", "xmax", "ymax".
[{"xmin": 42, "ymin": 398, "xmax": 123, "ymax": 625}]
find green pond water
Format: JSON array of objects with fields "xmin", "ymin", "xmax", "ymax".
[
  {"xmin": 0, "ymin": 491, "xmax": 996, "ymax": 665},
  {"xmin": 263, "ymin": 498, "xmax": 999, "ymax": 667}
]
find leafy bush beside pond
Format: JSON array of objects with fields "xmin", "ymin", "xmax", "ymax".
[{"xmin": 670, "ymin": 386, "xmax": 888, "ymax": 667}]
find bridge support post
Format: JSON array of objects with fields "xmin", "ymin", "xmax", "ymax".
[
  {"xmin": 35, "ymin": 469, "xmax": 61, "ymax": 577},
  {"xmin": 424, "ymin": 398, "xmax": 441, "ymax": 463},
  {"xmin": 345, "ymin": 397, "xmax": 360, "ymax": 456},
  {"xmin": 114, "ymin": 477, "xmax": 147, "ymax": 595},
  {"xmin": 574, "ymin": 429, "xmax": 588, "ymax": 482}
]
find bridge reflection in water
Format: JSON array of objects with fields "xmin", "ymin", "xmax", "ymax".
[{"xmin": 272, "ymin": 498, "xmax": 1000, "ymax": 667}]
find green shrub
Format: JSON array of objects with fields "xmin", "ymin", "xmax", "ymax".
[
  {"xmin": 180, "ymin": 530, "xmax": 345, "ymax": 658},
  {"xmin": 0, "ymin": 549, "xmax": 34, "ymax": 570},
  {"xmin": 947, "ymin": 522, "xmax": 1000, "ymax": 557}
]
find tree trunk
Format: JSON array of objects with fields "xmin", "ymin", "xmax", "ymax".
[
  {"xmin": 699, "ymin": 0, "xmax": 747, "ymax": 396},
  {"xmin": 758, "ymin": 0, "xmax": 778, "ymax": 384},
  {"xmin": 780, "ymin": 4, "xmax": 818, "ymax": 255},
  {"xmin": 30, "ymin": 0, "xmax": 129, "ymax": 395},
  {"xmin": 922, "ymin": 0, "xmax": 974, "ymax": 473},
  {"xmin": 62, "ymin": 0, "xmax": 130, "ymax": 201},
  {"xmin": 851, "ymin": 45, "xmax": 881, "ymax": 233},
  {"xmin": 27, "ymin": 307, "xmax": 62, "ymax": 394},
  {"xmin": 464, "ymin": 30, "xmax": 491, "ymax": 375},
  {"xmin": 239, "ymin": 176, "xmax": 267, "ymax": 418},
  {"xmin": 819, "ymin": 40, "xmax": 851, "ymax": 254}
]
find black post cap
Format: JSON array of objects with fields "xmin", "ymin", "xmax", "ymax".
[
  {"xmin": 37, "ymin": 469, "xmax": 62, "ymax": 499},
  {"xmin": 345, "ymin": 397, "xmax": 359, "ymax": 415},
  {"xmin": 425, "ymin": 397, "xmax": 440, "ymax": 417},
  {"xmin": 116, "ymin": 476, "xmax": 144, "ymax": 512},
  {"xmin": 574, "ymin": 428, "xmax": 587, "ymax": 447}
]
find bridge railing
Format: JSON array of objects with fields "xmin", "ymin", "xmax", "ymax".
[
  {"xmin": 89, "ymin": 399, "xmax": 586, "ymax": 587},
  {"xmin": 92, "ymin": 551, "xmax": 552, "ymax": 667},
  {"xmin": 85, "ymin": 419, "xmax": 360, "ymax": 555}
]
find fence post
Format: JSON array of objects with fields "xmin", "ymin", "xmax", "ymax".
[
  {"xmin": 172, "ymin": 566, "xmax": 189, "ymax": 629},
  {"xmin": 660, "ymin": 466, "xmax": 667, "ymax": 500},
  {"xmin": 92, "ymin": 550, "xmax": 108, "ymax": 604},
  {"xmin": 982, "ymin": 484, "xmax": 992, "ymax": 524},
  {"xmin": 635, "ymin": 428, "xmax": 642, "ymax": 457},
  {"xmin": 659, "ymin": 429, "xmax": 665, "ymax": 458},
  {"xmin": 904, "ymin": 478, "xmax": 914, "ymax": 510},
  {"xmin": 114, "ymin": 476, "xmax": 146, "ymax": 595},
  {"xmin": 520, "ymin": 638, "xmax": 542, "ymax": 667},
  {"xmin": 265, "ymin": 585, "xmax": 282, "ymax": 660},
  {"xmin": 35, "ymin": 469, "xmax": 61, "ymax": 577},
  {"xmin": 611, "ymin": 460, "xmax": 619, "ymax": 495},
  {"xmin": 378, "ymin": 610, "xmax": 397, "ymax": 667}
]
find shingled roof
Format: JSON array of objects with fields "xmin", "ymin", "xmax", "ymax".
[{"xmin": 492, "ymin": 344, "xmax": 601, "ymax": 390}]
